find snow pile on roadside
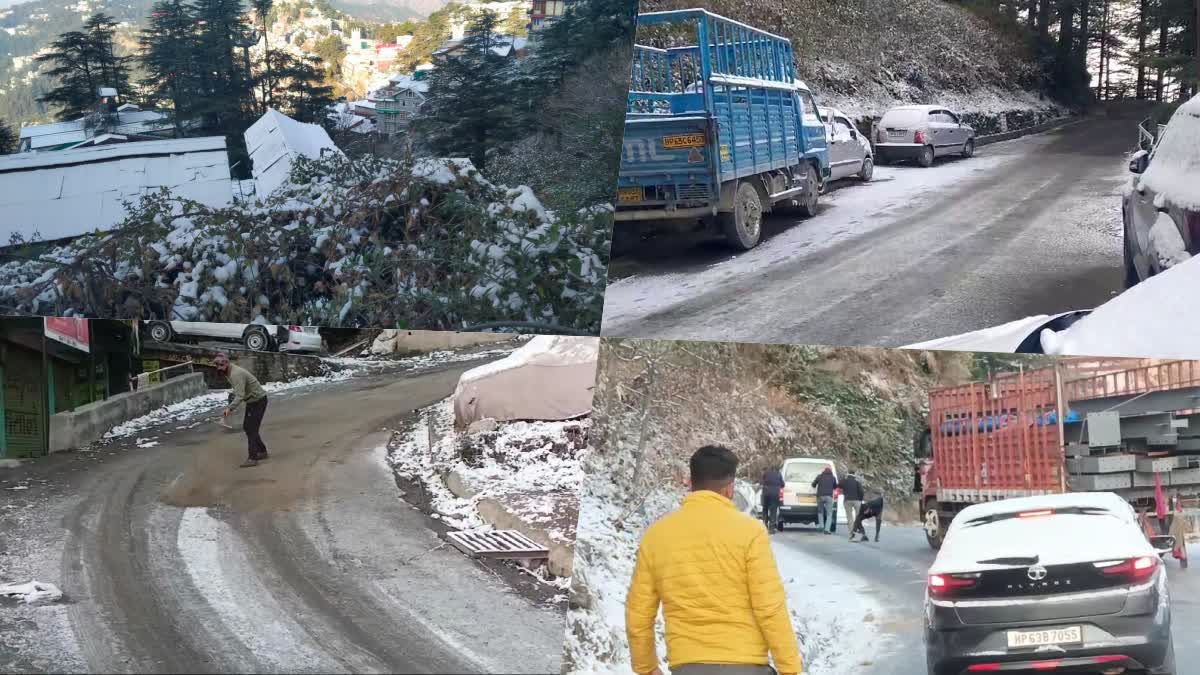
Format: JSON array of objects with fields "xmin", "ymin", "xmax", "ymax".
[
  {"xmin": 1040, "ymin": 254, "xmax": 1200, "ymax": 359},
  {"xmin": 0, "ymin": 580, "xmax": 63, "ymax": 604},
  {"xmin": 1139, "ymin": 93, "xmax": 1200, "ymax": 210},
  {"xmin": 386, "ymin": 397, "xmax": 587, "ymax": 546},
  {"xmin": 0, "ymin": 153, "xmax": 610, "ymax": 332}
]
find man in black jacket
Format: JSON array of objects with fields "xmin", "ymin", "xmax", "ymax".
[
  {"xmin": 761, "ymin": 466, "xmax": 785, "ymax": 533},
  {"xmin": 851, "ymin": 495, "xmax": 885, "ymax": 542},
  {"xmin": 840, "ymin": 471, "xmax": 865, "ymax": 541},
  {"xmin": 811, "ymin": 466, "xmax": 838, "ymax": 534}
]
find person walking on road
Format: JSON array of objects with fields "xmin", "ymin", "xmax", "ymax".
[
  {"xmin": 761, "ymin": 466, "xmax": 785, "ymax": 534},
  {"xmin": 840, "ymin": 471, "xmax": 864, "ymax": 541},
  {"xmin": 214, "ymin": 354, "xmax": 270, "ymax": 468},
  {"xmin": 811, "ymin": 465, "xmax": 838, "ymax": 534},
  {"xmin": 626, "ymin": 445, "xmax": 803, "ymax": 675},
  {"xmin": 850, "ymin": 495, "xmax": 884, "ymax": 542},
  {"xmin": 1170, "ymin": 494, "xmax": 1189, "ymax": 570}
]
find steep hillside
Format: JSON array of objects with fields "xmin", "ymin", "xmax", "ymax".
[
  {"xmin": 640, "ymin": 0, "xmax": 1066, "ymax": 123},
  {"xmin": 328, "ymin": 0, "xmax": 446, "ymax": 22}
]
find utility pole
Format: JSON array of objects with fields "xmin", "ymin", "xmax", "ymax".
[{"xmin": 1054, "ymin": 361, "xmax": 1068, "ymax": 493}]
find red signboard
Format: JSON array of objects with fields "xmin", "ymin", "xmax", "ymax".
[{"xmin": 44, "ymin": 317, "xmax": 90, "ymax": 353}]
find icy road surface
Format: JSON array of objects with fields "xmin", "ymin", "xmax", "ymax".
[
  {"xmin": 602, "ymin": 112, "xmax": 1139, "ymax": 346},
  {"xmin": 772, "ymin": 524, "xmax": 1200, "ymax": 674},
  {"xmin": 0, "ymin": 360, "xmax": 562, "ymax": 674}
]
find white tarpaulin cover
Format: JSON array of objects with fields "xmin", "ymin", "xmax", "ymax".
[
  {"xmin": 244, "ymin": 109, "xmax": 342, "ymax": 197},
  {"xmin": 453, "ymin": 336, "xmax": 598, "ymax": 426}
]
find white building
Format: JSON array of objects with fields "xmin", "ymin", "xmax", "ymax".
[
  {"xmin": 18, "ymin": 103, "xmax": 177, "ymax": 153},
  {"xmin": 244, "ymin": 108, "xmax": 342, "ymax": 197},
  {"xmin": 0, "ymin": 137, "xmax": 233, "ymax": 244}
]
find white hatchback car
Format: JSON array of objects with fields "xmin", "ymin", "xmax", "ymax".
[
  {"xmin": 874, "ymin": 105, "xmax": 976, "ymax": 167},
  {"xmin": 819, "ymin": 107, "xmax": 874, "ymax": 185}
]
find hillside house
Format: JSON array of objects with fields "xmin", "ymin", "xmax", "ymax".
[
  {"xmin": 19, "ymin": 99, "xmax": 177, "ymax": 153},
  {"xmin": 529, "ymin": 0, "xmax": 574, "ymax": 30},
  {"xmin": 371, "ymin": 73, "xmax": 429, "ymax": 135}
]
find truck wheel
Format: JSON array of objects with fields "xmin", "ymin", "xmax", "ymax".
[
  {"xmin": 720, "ymin": 181, "xmax": 763, "ymax": 250},
  {"xmin": 918, "ymin": 145, "xmax": 935, "ymax": 168},
  {"xmin": 859, "ymin": 157, "xmax": 874, "ymax": 182},
  {"xmin": 798, "ymin": 164, "xmax": 820, "ymax": 217},
  {"xmin": 243, "ymin": 327, "xmax": 271, "ymax": 352},
  {"xmin": 924, "ymin": 504, "xmax": 946, "ymax": 549},
  {"xmin": 147, "ymin": 321, "xmax": 173, "ymax": 343}
]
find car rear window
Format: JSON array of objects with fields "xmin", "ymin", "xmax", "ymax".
[
  {"xmin": 879, "ymin": 109, "xmax": 925, "ymax": 127},
  {"xmin": 783, "ymin": 463, "xmax": 826, "ymax": 484}
]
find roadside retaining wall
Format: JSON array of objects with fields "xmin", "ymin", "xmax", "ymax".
[
  {"xmin": 372, "ymin": 330, "xmax": 513, "ymax": 356},
  {"xmin": 975, "ymin": 115, "xmax": 1076, "ymax": 147},
  {"xmin": 48, "ymin": 373, "xmax": 208, "ymax": 453},
  {"xmin": 141, "ymin": 344, "xmax": 327, "ymax": 388}
]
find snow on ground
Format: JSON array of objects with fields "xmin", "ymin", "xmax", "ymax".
[
  {"xmin": 564, "ymin": 484, "xmax": 886, "ymax": 675},
  {"xmin": 386, "ymin": 398, "xmax": 586, "ymax": 548},
  {"xmin": 0, "ymin": 580, "xmax": 62, "ymax": 604}
]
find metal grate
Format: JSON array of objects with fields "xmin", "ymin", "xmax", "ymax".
[{"xmin": 446, "ymin": 530, "xmax": 549, "ymax": 561}]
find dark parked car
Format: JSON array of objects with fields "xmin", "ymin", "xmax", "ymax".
[{"xmin": 925, "ymin": 492, "xmax": 1175, "ymax": 675}]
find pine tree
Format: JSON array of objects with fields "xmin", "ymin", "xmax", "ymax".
[
  {"xmin": 140, "ymin": 0, "xmax": 200, "ymax": 134},
  {"xmin": 415, "ymin": 11, "xmax": 516, "ymax": 170},
  {"xmin": 251, "ymin": 0, "xmax": 274, "ymax": 114},
  {"xmin": 36, "ymin": 13, "xmax": 134, "ymax": 121},
  {"xmin": 190, "ymin": 0, "xmax": 256, "ymax": 133},
  {"xmin": 262, "ymin": 52, "xmax": 335, "ymax": 124},
  {"xmin": 0, "ymin": 119, "xmax": 17, "ymax": 154}
]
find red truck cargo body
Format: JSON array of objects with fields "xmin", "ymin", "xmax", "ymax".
[{"xmin": 927, "ymin": 370, "xmax": 1063, "ymax": 505}]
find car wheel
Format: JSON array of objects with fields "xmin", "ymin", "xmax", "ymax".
[
  {"xmin": 962, "ymin": 138, "xmax": 975, "ymax": 158},
  {"xmin": 918, "ymin": 145, "xmax": 935, "ymax": 168},
  {"xmin": 243, "ymin": 327, "xmax": 270, "ymax": 352},
  {"xmin": 720, "ymin": 181, "xmax": 764, "ymax": 250},
  {"xmin": 859, "ymin": 157, "xmax": 874, "ymax": 182},
  {"xmin": 924, "ymin": 504, "xmax": 945, "ymax": 549},
  {"xmin": 1155, "ymin": 634, "xmax": 1176, "ymax": 675},
  {"xmin": 147, "ymin": 321, "xmax": 173, "ymax": 343},
  {"xmin": 1124, "ymin": 230, "xmax": 1142, "ymax": 289}
]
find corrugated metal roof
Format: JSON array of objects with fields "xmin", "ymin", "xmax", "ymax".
[
  {"xmin": 0, "ymin": 137, "xmax": 233, "ymax": 244},
  {"xmin": 244, "ymin": 109, "xmax": 341, "ymax": 197}
]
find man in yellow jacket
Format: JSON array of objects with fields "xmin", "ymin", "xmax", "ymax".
[{"xmin": 626, "ymin": 445, "xmax": 803, "ymax": 675}]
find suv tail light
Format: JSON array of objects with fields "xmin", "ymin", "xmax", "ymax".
[
  {"xmin": 876, "ymin": 128, "xmax": 887, "ymax": 144},
  {"xmin": 288, "ymin": 325, "xmax": 302, "ymax": 332},
  {"xmin": 914, "ymin": 130, "xmax": 928, "ymax": 144},
  {"xmin": 1186, "ymin": 210, "xmax": 1200, "ymax": 253},
  {"xmin": 778, "ymin": 487, "xmax": 785, "ymax": 500},
  {"xmin": 928, "ymin": 572, "xmax": 980, "ymax": 596},
  {"xmin": 1095, "ymin": 555, "xmax": 1158, "ymax": 582}
]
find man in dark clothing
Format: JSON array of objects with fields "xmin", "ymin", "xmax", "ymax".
[
  {"xmin": 851, "ymin": 496, "xmax": 885, "ymax": 542},
  {"xmin": 811, "ymin": 466, "xmax": 838, "ymax": 534},
  {"xmin": 839, "ymin": 472, "xmax": 865, "ymax": 541},
  {"xmin": 761, "ymin": 467, "xmax": 785, "ymax": 533}
]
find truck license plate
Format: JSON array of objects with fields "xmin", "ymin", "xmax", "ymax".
[
  {"xmin": 662, "ymin": 133, "xmax": 706, "ymax": 149},
  {"xmin": 1006, "ymin": 626, "xmax": 1082, "ymax": 649},
  {"xmin": 617, "ymin": 187, "xmax": 643, "ymax": 203}
]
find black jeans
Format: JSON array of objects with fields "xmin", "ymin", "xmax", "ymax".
[
  {"xmin": 243, "ymin": 396, "xmax": 269, "ymax": 460},
  {"xmin": 762, "ymin": 496, "xmax": 780, "ymax": 531}
]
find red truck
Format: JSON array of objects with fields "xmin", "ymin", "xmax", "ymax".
[{"xmin": 918, "ymin": 358, "xmax": 1200, "ymax": 549}]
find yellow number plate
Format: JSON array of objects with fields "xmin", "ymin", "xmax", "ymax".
[
  {"xmin": 796, "ymin": 495, "xmax": 817, "ymax": 504},
  {"xmin": 617, "ymin": 186, "xmax": 643, "ymax": 203},
  {"xmin": 662, "ymin": 133, "xmax": 706, "ymax": 150}
]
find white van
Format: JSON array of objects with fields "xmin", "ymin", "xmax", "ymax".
[{"xmin": 776, "ymin": 457, "xmax": 846, "ymax": 530}]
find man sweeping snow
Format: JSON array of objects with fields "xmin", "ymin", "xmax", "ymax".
[{"xmin": 214, "ymin": 354, "xmax": 270, "ymax": 467}]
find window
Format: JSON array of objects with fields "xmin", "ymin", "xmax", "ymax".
[
  {"xmin": 798, "ymin": 92, "xmax": 822, "ymax": 124},
  {"xmin": 834, "ymin": 118, "xmax": 854, "ymax": 138},
  {"xmin": 944, "ymin": 111, "xmax": 960, "ymax": 124}
]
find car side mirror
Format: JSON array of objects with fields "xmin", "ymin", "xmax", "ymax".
[
  {"xmin": 1129, "ymin": 151, "xmax": 1150, "ymax": 174},
  {"xmin": 850, "ymin": 129, "xmax": 858, "ymax": 139},
  {"xmin": 1149, "ymin": 534, "xmax": 1175, "ymax": 553}
]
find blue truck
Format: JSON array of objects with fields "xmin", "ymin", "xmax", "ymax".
[{"xmin": 615, "ymin": 9, "xmax": 831, "ymax": 252}]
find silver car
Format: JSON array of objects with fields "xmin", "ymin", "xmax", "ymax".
[
  {"xmin": 874, "ymin": 105, "xmax": 976, "ymax": 167},
  {"xmin": 1123, "ymin": 93, "xmax": 1200, "ymax": 288},
  {"xmin": 819, "ymin": 107, "xmax": 874, "ymax": 185}
]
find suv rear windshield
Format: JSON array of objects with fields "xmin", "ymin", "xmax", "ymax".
[{"xmin": 879, "ymin": 109, "xmax": 926, "ymax": 127}]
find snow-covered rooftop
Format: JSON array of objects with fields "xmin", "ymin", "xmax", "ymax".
[
  {"xmin": 0, "ymin": 136, "xmax": 233, "ymax": 244},
  {"xmin": 19, "ymin": 109, "xmax": 175, "ymax": 151},
  {"xmin": 244, "ymin": 109, "xmax": 342, "ymax": 197}
]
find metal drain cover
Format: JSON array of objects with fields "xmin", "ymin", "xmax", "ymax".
[{"xmin": 446, "ymin": 529, "xmax": 549, "ymax": 561}]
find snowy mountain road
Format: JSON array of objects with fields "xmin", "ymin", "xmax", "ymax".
[
  {"xmin": 602, "ymin": 112, "xmax": 1139, "ymax": 346},
  {"xmin": 0, "ymin": 364, "xmax": 563, "ymax": 674},
  {"xmin": 773, "ymin": 524, "xmax": 1200, "ymax": 675}
]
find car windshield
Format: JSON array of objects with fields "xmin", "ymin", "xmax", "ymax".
[
  {"xmin": 942, "ymin": 507, "xmax": 1142, "ymax": 568},
  {"xmin": 783, "ymin": 463, "xmax": 827, "ymax": 484}
]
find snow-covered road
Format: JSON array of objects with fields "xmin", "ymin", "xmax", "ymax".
[
  {"xmin": 601, "ymin": 112, "xmax": 1139, "ymax": 347},
  {"xmin": 0, "ymin": 359, "xmax": 563, "ymax": 674}
]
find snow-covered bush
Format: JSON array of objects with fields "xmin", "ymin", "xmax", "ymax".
[{"xmin": 0, "ymin": 153, "xmax": 610, "ymax": 332}]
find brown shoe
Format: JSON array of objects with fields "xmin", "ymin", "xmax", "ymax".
[{"xmin": 239, "ymin": 459, "xmax": 259, "ymax": 468}]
